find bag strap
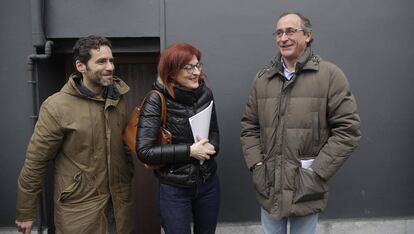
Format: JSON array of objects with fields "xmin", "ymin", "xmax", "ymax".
[
  {"xmin": 141, "ymin": 90, "xmax": 167, "ymax": 128},
  {"xmin": 152, "ymin": 90, "xmax": 167, "ymax": 128}
]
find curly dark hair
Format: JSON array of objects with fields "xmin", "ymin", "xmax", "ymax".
[{"xmin": 72, "ymin": 35, "xmax": 112, "ymax": 66}]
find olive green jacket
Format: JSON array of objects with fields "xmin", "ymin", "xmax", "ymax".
[
  {"xmin": 16, "ymin": 74, "xmax": 134, "ymax": 233},
  {"xmin": 240, "ymin": 47, "xmax": 361, "ymax": 218}
]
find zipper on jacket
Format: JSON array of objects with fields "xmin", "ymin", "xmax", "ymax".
[
  {"xmin": 272, "ymin": 81, "xmax": 285, "ymax": 213},
  {"xmin": 276, "ymin": 78, "xmax": 292, "ymax": 215},
  {"xmin": 275, "ymin": 81, "xmax": 285, "ymax": 154}
]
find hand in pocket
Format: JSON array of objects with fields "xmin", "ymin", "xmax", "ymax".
[{"xmin": 293, "ymin": 168, "xmax": 327, "ymax": 203}]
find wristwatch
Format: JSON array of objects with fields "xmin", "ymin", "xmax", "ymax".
[{"xmin": 250, "ymin": 161, "xmax": 264, "ymax": 171}]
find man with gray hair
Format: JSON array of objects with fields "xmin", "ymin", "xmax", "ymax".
[{"xmin": 240, "ymin": 12, "xmax": 361, "ymax": 234}]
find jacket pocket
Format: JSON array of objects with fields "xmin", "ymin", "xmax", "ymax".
[
  {"xmin": 252, "ymin": 163, "xmax": 269, "ymax": 198},
  {"xmin": 293, "ymin": 168, "xmax": 327, "ymax": 203},
  {"xmin": 57, "ymin": 171, "xmax": 98, "ymax": 204},
  {"xmin": 58, "ymin": 171, "xmax": 82, "ymax": 203},
  {"xmin": 169, "ymin": 163, "xmax": 192, "ymax": 175},
  {"xmin": 252, "ymin": 156, "xmax": 275, "ymax": 199}
]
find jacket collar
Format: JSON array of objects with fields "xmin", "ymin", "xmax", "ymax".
[
  {"xmin": 261, "ymin": 47, "xmax": 320, "ymax": 80},
  {"xmin": 154, "ymin": 77, "xmax": 205, "ymax": 105},
  {"xmin": 62, "ymin": 73, "xmax": 129, "ymax": 101}
]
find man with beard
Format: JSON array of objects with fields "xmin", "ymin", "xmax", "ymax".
[
  {"xmin": 15, "ymin": 35, "xmax": 134, "ymax": 233},
  {"xmin": 240, "ymin": 12, "xmax": 361, "ymax": 234}
]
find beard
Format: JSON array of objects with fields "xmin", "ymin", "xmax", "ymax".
[{"xmin": 85, "ymin": 69, "xmax": 113, "ymax": 87}]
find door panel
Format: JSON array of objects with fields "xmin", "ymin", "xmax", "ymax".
[{"xmin": 115, "ymin": 54, "xmax": 161, "ymax": 234}]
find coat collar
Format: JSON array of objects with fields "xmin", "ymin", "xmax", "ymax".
[
  {"xmin": 260, "ymin": 47, "xmax": 321, "ymax": 80},
  {"xmin": 154, "ymin": 77, "xmax": 206, "ymax": 105},
  {"xmin": 62, "ymin": 73, "xmax": 129, "ymax": 101}
]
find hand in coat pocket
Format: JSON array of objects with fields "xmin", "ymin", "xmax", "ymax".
[{"xmin": 293, "ymin": 168, "xmax": 327, "ymax": 203}]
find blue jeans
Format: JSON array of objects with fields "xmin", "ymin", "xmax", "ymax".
[
  {"xmin": 159, "ymin": 175, "xmax": 220, "ymax": 234},
  {"xmin": 261, "ymin": 208, "xmax": 318, "ymax": 234}
]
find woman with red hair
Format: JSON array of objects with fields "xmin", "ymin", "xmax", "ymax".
[{"xmin": 136, "ymin": 43, "xmax": 220, "ymax": 234}]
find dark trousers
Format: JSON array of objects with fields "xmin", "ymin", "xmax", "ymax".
[{"xmin": 159, "ymin": 175, "xmax": 220, "ymax": 234}]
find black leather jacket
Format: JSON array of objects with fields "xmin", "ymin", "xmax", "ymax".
[{"xmin": 136, "ymin": 79, "xmax": 219, "ymax": 188}]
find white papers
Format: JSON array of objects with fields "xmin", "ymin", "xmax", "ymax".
[
  {"xmin": 300, "ymin": 159, "xmax": 314, "ymax": 170},
  {"xmin": 189, "ymin": 101, "xmax": 213, "ymax": 164},
  {"xmin": 189, "ymin": 101, "xmax": 213, "ymax": 142}
]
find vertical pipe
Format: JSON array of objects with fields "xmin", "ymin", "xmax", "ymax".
[
  {"xmin": 159, "ymin": 0, "xmax": 166, "ymax": 50},
  {"xmin": 30, "ymin": 0, "xmax": 46, "ymax": 48},
  {"xmin": 27, "ymin": 40, "xmax": 54, "ymax": 120}
]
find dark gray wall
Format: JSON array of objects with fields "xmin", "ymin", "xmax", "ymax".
[
  {"xmin": 45, "ymin": 0, "xmax": 160, "ymax": 38},
  {"xmin": 1, "ymin": 0, "xmax": 414, "ymax": 228},
  {"xmin": 0, "ymin": 1, "xmax": 35, "ymax": 227}
]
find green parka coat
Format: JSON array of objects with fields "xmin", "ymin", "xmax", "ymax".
[
  {"xmin": 240, "ymin": 47, "xmax": 361, "ymax": 219},
  {"xmin": 16, "ymin": 74, "xmax": 134, "ymax": 233}
]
